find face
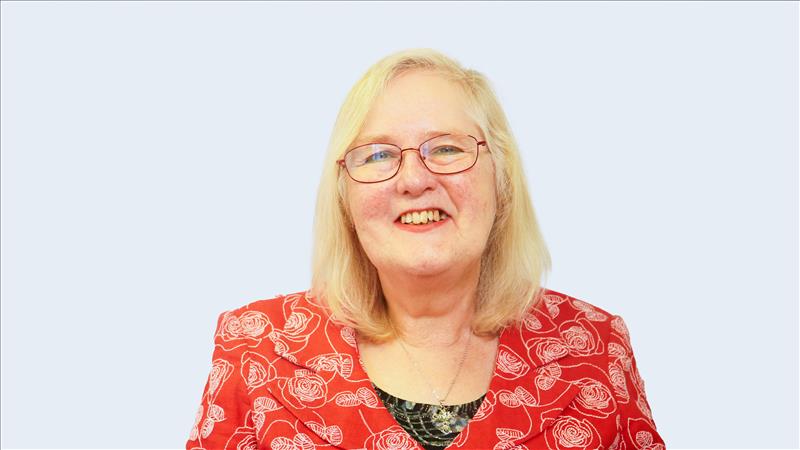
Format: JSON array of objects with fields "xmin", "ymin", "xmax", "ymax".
[{"xmin": 345, "ymin": 70, "xmax": 497, "ymax": 280}]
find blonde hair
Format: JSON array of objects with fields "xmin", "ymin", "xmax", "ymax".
[{"xmin": 310, "ymin": 48, "xmax": 551, "ymax": 342}]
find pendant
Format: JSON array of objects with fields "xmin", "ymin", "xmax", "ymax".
[{"xmin": 431, "ymin": 406, "xmax": 455, "ymax": 434}]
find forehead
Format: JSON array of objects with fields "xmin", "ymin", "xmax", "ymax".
[{"xmin": 356, "ymin": 70, "xmax": 481, "ymax": 145}]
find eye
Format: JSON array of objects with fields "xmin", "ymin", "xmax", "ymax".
[
  {"xmin": 431, "ymin": 145, "xmax": 465, "ymax": 155},
  {"xmin": 364, "ymin": 150, "xmax": 396, "ymax": 164}
]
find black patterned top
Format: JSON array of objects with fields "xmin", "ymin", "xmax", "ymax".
[{"xmin": 372, "ymin": 383, "xmax": 486, "ymax": 450}]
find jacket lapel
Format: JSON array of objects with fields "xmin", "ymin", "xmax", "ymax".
[
  {"xmin": 457, "ymin": 296, "xmax": 580, "ymax": 448},
  {"xmin": 264, "ymin": 292, "xmax": 405, "ymax": 449}
]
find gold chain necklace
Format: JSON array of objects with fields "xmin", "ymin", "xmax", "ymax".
[{"xmin": 392, "ymin": 322, "xmax": 472, "ymax": 434}]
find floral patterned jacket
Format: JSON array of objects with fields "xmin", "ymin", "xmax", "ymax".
[{"xmin": 186, "ymin": 288, "xmax": 664, "ymax": 449}]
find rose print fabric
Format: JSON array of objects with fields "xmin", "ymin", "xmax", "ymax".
[{"xmin": 186, "ymin": 288, "xmax": 664, "ymax": 449}]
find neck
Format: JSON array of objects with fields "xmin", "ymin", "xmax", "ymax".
[{"xmin": 378, "ymin": 262, "xmax": 480, "ymax": 348}]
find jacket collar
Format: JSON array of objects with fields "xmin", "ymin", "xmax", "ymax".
[{"xmin": 267, "ymin": 290, "xmax": 579, "ymax": 449}]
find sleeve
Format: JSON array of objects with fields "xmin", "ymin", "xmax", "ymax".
[
  {"xmin": 606, "ymin": 314, "xmax": 665, "ymax": 449},
  {"xmin": 186, "ymin": 311, "xmax": 257, "ymax": 450}
]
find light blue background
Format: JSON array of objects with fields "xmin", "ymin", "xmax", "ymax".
[{"xmin": 1, "ymin": 1, "xmax": 797, "ymax": 448}]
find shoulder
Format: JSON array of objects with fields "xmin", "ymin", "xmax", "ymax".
[
  {"xmin": 211, "ymin": 289, "xmax": 337, "ymax": 353},
  {"xmin": 530, "ymin": 287, "xmax": 632, "ymax": 344},
  {"xmin": 538, "ymin": 287, "xmax": 616, "ymax": 319},
  {"xmin": 219, "ymin": 289, "xmax": 329, "ymax": 326}
]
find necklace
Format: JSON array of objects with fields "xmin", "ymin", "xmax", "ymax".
[{"xmin": 392, "ymin": 321, "xmax": 472, "ymax": 434}]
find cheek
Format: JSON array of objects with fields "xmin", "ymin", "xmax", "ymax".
[
  {"xmin": 451, "ymin": 173, "xmax": 497, "ymax": 218},
  {"xmin": 348, "ymin": 185, "xmax": 393, "ymax": 230}
]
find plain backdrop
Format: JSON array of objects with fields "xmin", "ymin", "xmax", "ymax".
[{"xmin": 1, "ymin": 1, "xmax": 797, "ymax": 448}]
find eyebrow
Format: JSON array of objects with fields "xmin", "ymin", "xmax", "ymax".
[{"xmin": 353, "ymin": 130, "xmax": 453, "ymax": 147}]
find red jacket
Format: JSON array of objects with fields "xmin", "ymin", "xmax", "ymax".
[{"xmin": 186, "ymin": 288, "xmax": 664, "ymax": 449}]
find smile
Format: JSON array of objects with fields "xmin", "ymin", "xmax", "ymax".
[{"xmin": 397, "ymin": 209, "xmax": 449, "ymax": 225}]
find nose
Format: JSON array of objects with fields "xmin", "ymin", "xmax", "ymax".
[{"xmin": 394, "ymin": 148, "xmax": 437, "ymax": 196}]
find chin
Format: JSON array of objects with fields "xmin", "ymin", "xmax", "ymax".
[
  {"xmin": 372, "ymin": 255, "xmax": 449, "ymax": 278},
  {"xmin": 399, "ymin": 256, "xmax": 454, "ymax": 277}
]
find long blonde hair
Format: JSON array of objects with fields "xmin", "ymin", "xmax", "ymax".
[{"xmin": 311, "ymin": 48, "xmax": 551, "ymax": 342}]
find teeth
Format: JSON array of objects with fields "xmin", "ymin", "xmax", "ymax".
[{"xmin": 399, "ymin": 209, "xmax": 447, "ymax": 225}]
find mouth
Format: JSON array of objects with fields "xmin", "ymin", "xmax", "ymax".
[{"xmin": 395, "ymin": 208, "xmax": 449, "ymax": 225}]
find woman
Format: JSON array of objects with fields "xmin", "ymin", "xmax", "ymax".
[{"xmin": 186, "ymin": 49, "xmax": 664, "ymax": 450}]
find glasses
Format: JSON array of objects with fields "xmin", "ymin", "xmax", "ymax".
[{"xmin": 337, "ymin": 133, "xmax": 489, "ymax": 183}]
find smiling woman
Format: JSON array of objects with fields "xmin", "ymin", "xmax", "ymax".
[{"xmin": 186, "ymin": 49, "xmax": 664, "ymax": 450}]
